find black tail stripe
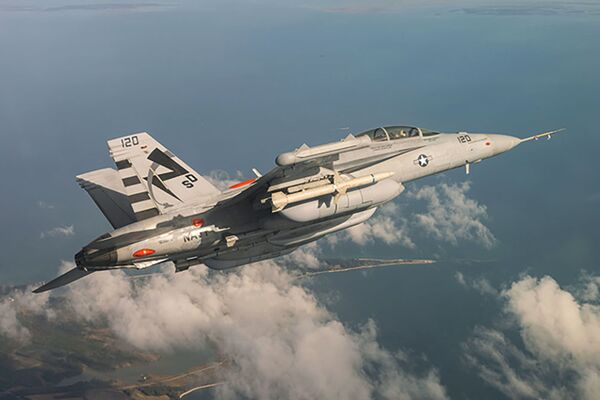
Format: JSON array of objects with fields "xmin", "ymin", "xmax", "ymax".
[
  {"xmin": 135, "ymin": 208, "xmax": 160, "ymax": 220},
  {"xmin": 116, "ymin": 160, "xmax": 132, "ymax": 170},
  {"xmin": 123, "ymin": 176, "xmax": 141, "ymax": 187},
  {"xmin": 129, "ymin": 192, "xmax": 151, "ymax": 203}
]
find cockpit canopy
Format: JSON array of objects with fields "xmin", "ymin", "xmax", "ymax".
[{"xmin": 356, "ymin": 126, "xmax": 440, "ymax": 142}]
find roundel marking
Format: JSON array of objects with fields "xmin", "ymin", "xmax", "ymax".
[{"xmin": 416, "ymin": 154, "xmax": 429, "ymax": 167}]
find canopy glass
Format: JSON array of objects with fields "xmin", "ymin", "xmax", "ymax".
[{"xmin": 356, "ymin": 126, "xmax": 440, "ymax": 141}]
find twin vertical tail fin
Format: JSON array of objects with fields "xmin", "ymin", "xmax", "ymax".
[
  {"xmin": 76, "ymin": 168, "xmax": 136, "ymax": 229},
  {"xmin": 107, "ymin": 132, "xmax": 221, "ymax": 221},
  {"xmin": 34, "ymin": 133, "xmax": 221, "ymax": 293}
]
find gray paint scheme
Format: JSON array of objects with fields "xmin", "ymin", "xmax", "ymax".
[{"xmin": 33, "ymin": 126, "xmax": 562, "ymax": 293}]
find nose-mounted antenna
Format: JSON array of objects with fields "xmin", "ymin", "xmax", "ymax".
[{"xmin": 520, "ymin": 128, "xmax": 566, "ymax": 143}]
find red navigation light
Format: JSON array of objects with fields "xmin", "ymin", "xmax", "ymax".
[
  {"xmin": 133, "ymin": 248, "xmax": 155, "ymax": 258},
  {"xmin": 192, "ymin": 218, "xmax": 204, "ymax": 227},
  {"xmin": 229, "ymin": 178, "xmax": 257, "ymax": 189}
]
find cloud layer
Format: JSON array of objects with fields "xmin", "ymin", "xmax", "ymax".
[
  {"xmin": 0, "ymin": 286, "xmax": 52, "ymax": 343},
  {"xmin": 2, "ymin": 260, "xmax": 447, "ymax": 400},
  {"xmin": 341, "ymin": 202, "xmax": 416, "ymax": 248},
  {"xmin": 465, "ymin": 274, "xmax": 600, "ymax": 400},
  {"xmin": 40, "ymin": 225, "xmax": 75, "ymax": 239},
  {"xmin": 332, "ymin": 181, "xmax": 495, "ymax": 250},
  {"xmin": 3, "ymin": 178, "xmax": 496, "ymax": 398},
  {"xmin": 65, "ymin": 262, "xmax": 447, "ymax": 399},
  {"xmin": 410, "ymin": 182, "xmax": 496, "ymax": 249}
]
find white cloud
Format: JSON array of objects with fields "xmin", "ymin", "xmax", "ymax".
[
  {"xmin": 0, "ymin": 298, "xmax": 29, "ymax": 342},
  {"xmin": 409, "ymin": 182, "xmax": 496, "ymax": 249},
  {"xmin": 356, "ymin": 320, "xmax": 448, "ymax": 400},
  {"xmin": 465, "ymin": 274, "xmax": 600, "ymax": 400},
  {"xmin": 455, "ymin": 271, "xmax": 467, "ymax": 286},
  {"xmin": 505, "ymin": 276, "xmax": 600, "ymax": 367},
  {"xmin": 281, "ymin": 242, "xmax": 323, "ymax": 270},
  {"xmin": 464, "ymin": 327, "xmax": 569, "ymax": 400},
  {"xmin": 40, "ymin": 225, "xmax": 74, "ymax": 239},
  {"xmin": 206, "ymin": 171, "xmax": 495, "ymax": 251},
  {"xmin": 573, "ymin": 273, "xmax": 600, "ymax": 302},
  {"xmin": 57, "ymin": 260, "xmax": 447, "ymax": 399},
  {"xmin": 0, "ymin": 286, "xmax": 52, "ymax": 344},
  {"xmin": 206, "ymin": 169, "xmax": 247, "ymax": 191},
  {"xmin": 345, "ymin": 215, "xmax": 416, "ymax": 248},
  {"xmin": 454, "ymin": 271, "xmax": 498, "ymax": 296},
  {"xmin": 335, "ymin": 202, "xmax": 415, "ymax": 249},
  {"xmin": 331, "ymin": 181, "xmax": 495, "ymax": 250}
]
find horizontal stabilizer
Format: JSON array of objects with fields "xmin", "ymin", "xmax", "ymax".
[{"xmin": 33, "ymin": 268, "xmax": 94, "ymax": 293}]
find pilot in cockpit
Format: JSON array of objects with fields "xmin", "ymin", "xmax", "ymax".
[{"xmin": 388, "ymin": 128, "xmax": 409, "ymax": 140}]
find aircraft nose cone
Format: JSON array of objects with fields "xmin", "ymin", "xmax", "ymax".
[{"xmin": 488, "ymin": 134, "xmax": 521, "ymax": 154}]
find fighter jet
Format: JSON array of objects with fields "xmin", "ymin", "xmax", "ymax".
[{"xmin": 33, "ymin": 126, "xmax": 563, "ymax": 293}]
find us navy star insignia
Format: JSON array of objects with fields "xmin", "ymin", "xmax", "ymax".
[{"xmin": 415, "ymin": 154, "xmax": 431, "ymax": 167}]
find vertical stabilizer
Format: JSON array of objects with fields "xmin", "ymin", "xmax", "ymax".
[
  {"xmin": 76, "ymin": 168, "xmax": 136, "ymax": 228},
  {"xmin": 107, "ymin": 132, "xmax": 221, "ymax": 220}
]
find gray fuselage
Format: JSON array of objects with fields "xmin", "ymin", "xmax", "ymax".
[{"xmin": 75, "ymin": 127, "xmax": 521, "ymax": 272}]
